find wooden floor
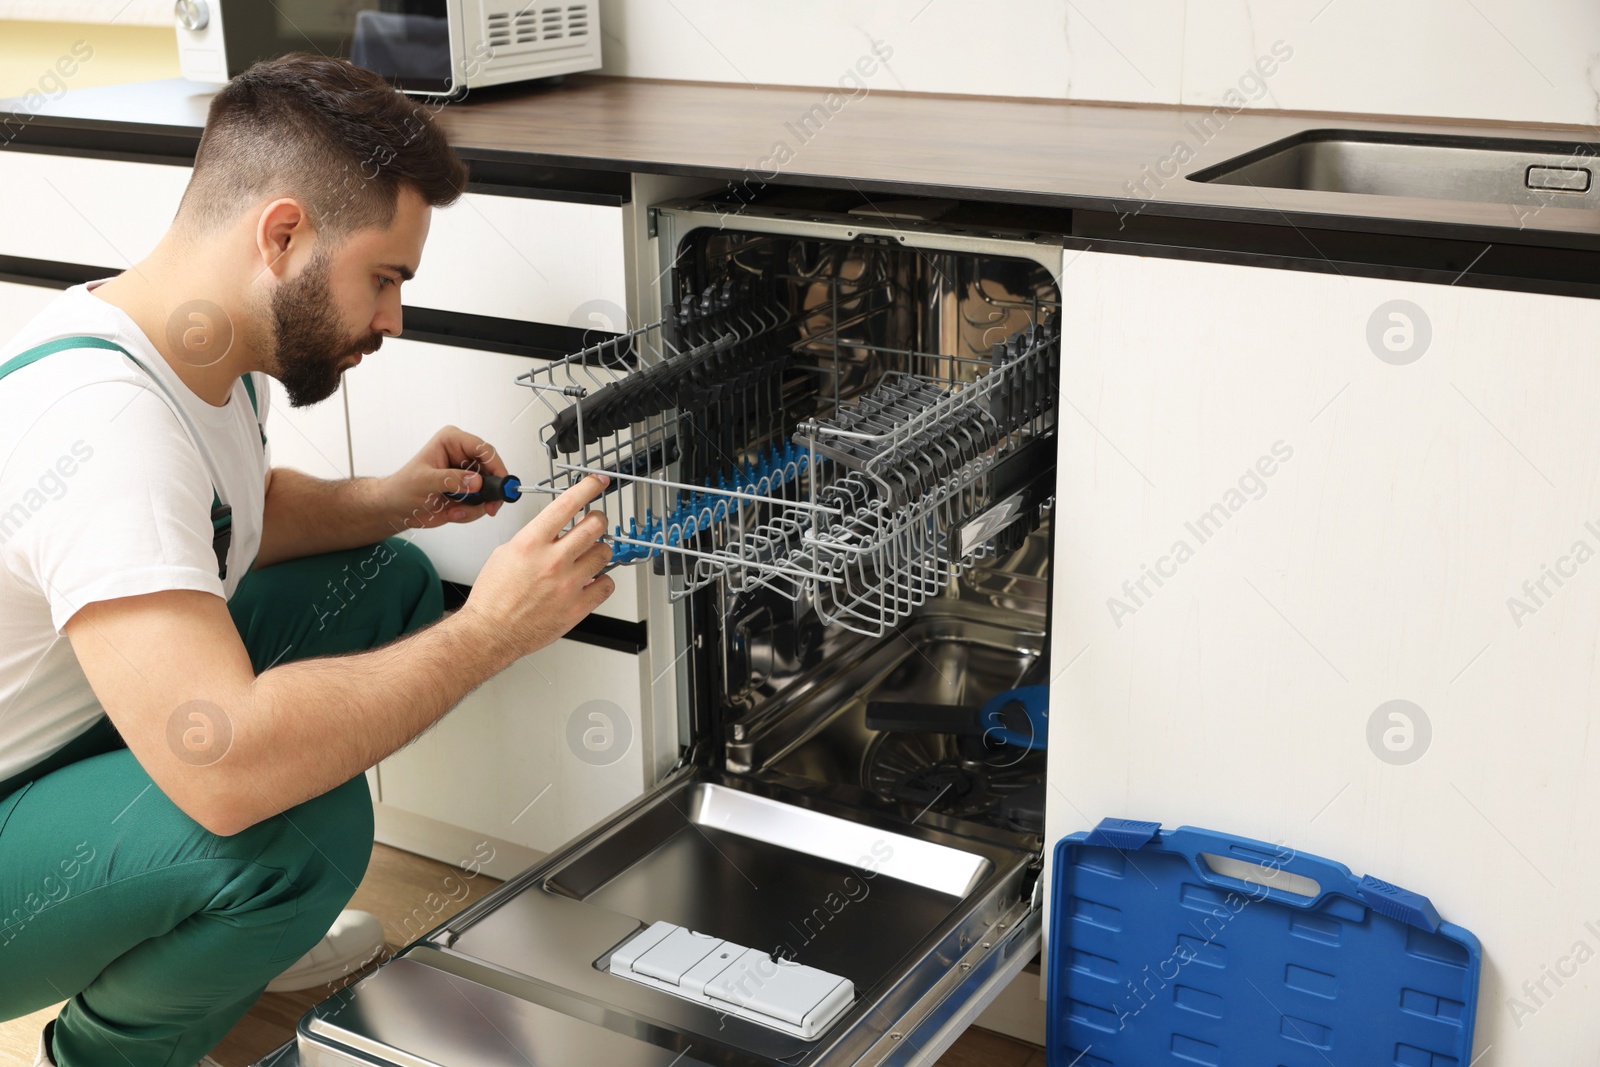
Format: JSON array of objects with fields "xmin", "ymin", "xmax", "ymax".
[{"xmin": 0, "ymin": 843, "xmax": 1044, "ymax": 1066}]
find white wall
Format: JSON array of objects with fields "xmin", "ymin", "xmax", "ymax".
[{"xmin": 597, "ymin": 0, "xmax": 1600, "ymax": 127}]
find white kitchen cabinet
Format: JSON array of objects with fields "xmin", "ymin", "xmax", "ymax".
[
  {"xmin": 0, "ymin": 279, "xmax": 62, "ymax": 344},
  {"xmin": 374, "ymin": 635, "xmax": 651, "ymax": 878},
  {"xmin": 262, "ymin": 377, "xmax": 351, "ymax": 480},
  {"xmin": 342, "ymin": 334, "xmax": 642, "ymax": 621},
  {"xmin": 404, "ymin": 192, "xmax": 626, "ymax": 327},
  {"xmin": 0, "ymin": 152, "xmax": 190, "ymax": 269},
  {"xmin": 1044, "ymin": 250, "xmax": 1600, "ymax": 1064},
  {"xmin": 0, "ymin": 150, "xmax": 624, "ymax": 334}
]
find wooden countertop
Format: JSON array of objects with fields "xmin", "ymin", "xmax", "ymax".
[{"xmin": 5, "ymin": 74, "xmax": 1599, "ymax": 250}]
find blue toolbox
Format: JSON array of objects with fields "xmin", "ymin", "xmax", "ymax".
[{"xmin": 1048, "ymin": 818, "xmax": 1481, "ymax": 1066}]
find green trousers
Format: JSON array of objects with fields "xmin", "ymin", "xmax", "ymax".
[{"xmin": 0, "ymin": 536, "xmax": 443, "ymax": 1067}]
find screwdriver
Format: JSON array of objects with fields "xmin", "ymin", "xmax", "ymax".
[
  {"xmin": 443, "ymin": 470, "xmax": 522, "ymax": 506},
  {"xmin": 443, "ymin": 467, "xmax": 624, "ymax": 578}
]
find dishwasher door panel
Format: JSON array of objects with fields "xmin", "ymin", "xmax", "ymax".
[
  {"xmin": 292, "ymin": 771, "xmax": 1036, "ymax": 1067},
  {"xmin": 295, "ymin": 953, "xmax": 714, "ymax": 1067}
]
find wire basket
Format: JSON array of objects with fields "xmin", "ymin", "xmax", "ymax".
[{"xmin": 516, "ymin": 285, "xmax": 1059, "ymax": 637}]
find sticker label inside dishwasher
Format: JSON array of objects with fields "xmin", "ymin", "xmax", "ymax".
[
  {"xmin": 955, "ymin": 490, "xmax": 1025, "ymax": 555},
  {"xmin": 606, "ymin": 920, "xmax": 855, "ymax": 1040}
]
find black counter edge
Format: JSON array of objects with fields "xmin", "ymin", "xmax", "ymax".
[
  {"xmin": 691, "ymin": 190, "xmax": 1600, "ymax": 298},
  {"xmin": 0, "ymin": 256, "xmax": 104, "ymax": 289},
  {"xmin": 715, "ymin": 168, "xmax": 1600, "ymax": 256},
  {"xmin": 440, "ymin": 580, "xmax": 646, "ymax": 653},
  {"xmin": 1064, "ymin": 210, "xmax": 1600, "ymax": 301},
  {"xmin": 400, "ymin": 307, "xmax": 617, "ymax": 360}
]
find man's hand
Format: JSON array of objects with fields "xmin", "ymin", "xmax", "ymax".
[
  {"xmin": 456, "ymin": 473, "xmax": 615, "ymax": 659},
  {"xmin": 380, "ymin": 424, "xmax": 511, "ymax": 531},
  {"xmin": 258, "ymin": 425, "xmax": 511, "ymax": 566}
]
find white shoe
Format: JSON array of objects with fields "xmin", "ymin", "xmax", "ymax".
[
  {"xmin": 264, "ymin": 908, "xmax": 387, "ymax": 992},
  {"xmin": 34, "ymin": 1019, "xmax": 223, "ymax": 1066}
]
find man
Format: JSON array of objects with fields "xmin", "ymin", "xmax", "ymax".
[{"xmin": 0, "ymin": 54, "xmax": 613, "ymax": 1066}]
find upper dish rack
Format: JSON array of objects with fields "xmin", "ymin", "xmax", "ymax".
[{"xmin": 516, "ymin": 280, "xmax": 1059, "ymax": 637}]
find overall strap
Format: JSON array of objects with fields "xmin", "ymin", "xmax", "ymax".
[
  {"xmin": 241, "ymin": 372, "xmax": 266, "ymax": 447},
  {"xmin": 0, "ymin": 335, "xmax": 262, "ymax": 581},
  {"xmin": 0, "ymin": 334, "xmax": 126, "ymax": 379}
]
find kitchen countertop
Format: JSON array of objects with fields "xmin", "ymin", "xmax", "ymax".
[{"xmin": 4, "ymin": 74, "xmax": 1598, "ymax": 253}]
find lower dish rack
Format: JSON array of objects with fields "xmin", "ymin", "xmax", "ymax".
[{"xmin": 516, "ymin": 279, "xmax": 1059, "ymax": 637}]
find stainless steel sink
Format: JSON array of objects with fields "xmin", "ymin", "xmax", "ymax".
[{"xmin": 1191, "ymin": 129, "xmax": 1600, "ymax": 210}]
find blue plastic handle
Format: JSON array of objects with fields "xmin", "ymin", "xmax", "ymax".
[
  {"xmin": 444, "ymin": 473, "xmax": 521, "ymax": 505},
  {"xmin": 1078, "ymin": 820, "xmax": 1450, "ymax": 931},
  {"xmin": 977, "ymin": 685, "xmax": 1049, "ymax": 750},
  {"xmin": 1161, "ymin": 825, "xmax": 1357, "ymax": 910}
]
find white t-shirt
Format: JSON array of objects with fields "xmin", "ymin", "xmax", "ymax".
[{"xmin": 0, "ymin": 280, "xmax": 271, "ymax": 784}]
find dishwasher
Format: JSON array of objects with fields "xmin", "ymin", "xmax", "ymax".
[{"xmin": 277, "ymin": 191, "xmax": 1067, "ymax": 1067}]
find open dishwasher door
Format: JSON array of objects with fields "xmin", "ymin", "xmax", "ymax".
[
  {"xmin": 282, "ymin": 194, "xmax": 1066, "ymax": 1067},
  {"xmin": 291, "ymin": 771, "xmax": 1040, "ymax": 1067}
]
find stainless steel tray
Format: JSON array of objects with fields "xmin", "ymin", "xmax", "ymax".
[{"xmin": 542, "ymin": 783, "xmax": 989, "ymax": 999}]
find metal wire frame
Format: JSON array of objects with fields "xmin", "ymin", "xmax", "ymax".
[
  {"xmin": 515, "ymin": 299, "xmax": 848, "ymax": 600},
  {"xmin": 785, "ymin": 328, "xmax": 1057, "ymax": 635},
  {"xmin": 514, "ymin": 265, "xmax": 1058, "ymax": 634}
]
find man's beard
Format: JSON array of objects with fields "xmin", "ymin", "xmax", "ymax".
[{"xmin": 269, "ymin": 251, "xmax": 381, "ymax": 408}]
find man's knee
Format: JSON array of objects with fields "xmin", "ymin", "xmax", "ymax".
[
  {"xmin": 313, "ymin": 537, "xmax": 442, "ymax": 644},
  {"xmin": 275, "ymin": 773, "xmax": 375, "ymax": 901},
  {"xmin": 380, "ymin": 535, "xmax": 438, "ymax": 593},
  {"xmin": 228, "ymin": 772, "xmax": 375, "ymax": 949},
  {"xmin": 368, "ymin": 536, "xmax": 443, "ymax": 636}
]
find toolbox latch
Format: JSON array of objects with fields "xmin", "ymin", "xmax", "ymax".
[
  {"xmin": 1356, "ymin": 874, "xmax": 1443, "ymax": 932},
  {"xmin": 1083, "ymin": 817, "xmax": 1162, "ymax": 851}
]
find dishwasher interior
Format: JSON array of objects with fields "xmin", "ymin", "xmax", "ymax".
[{"xmin": 289, "ymin": 194, "xmax": 1067, "ymax": 1067}]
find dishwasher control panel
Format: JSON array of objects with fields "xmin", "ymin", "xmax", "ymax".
[{"xmin": 606, "ymin": 921, "xmax": 855, "ymax": 1040}]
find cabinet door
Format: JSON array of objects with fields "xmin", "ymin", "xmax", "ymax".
[
  {"xmin": 263, "ymin": 377, "xmax": 351, "ymax": 480},
  {"xmin": 1045, "ymin": 250, "xmax": 1600, "ymax": 1065},
  {"xmin": 0, "ymin": 280, "xmax": 62, "ymax": 346},
  {"xmin": 343, "ymin": 335, "xmax": 641, "ymax": 620},
  {"xmin": 374, "ymin": 637, "xmax": 648, "ymax": 867},
  {"xmin": 0, "ymin": 153, "xmax": 190, "ymax": 269},
  {"xmin": 403, "ymin": 193, "xmax": 626, "ymax": 327}
]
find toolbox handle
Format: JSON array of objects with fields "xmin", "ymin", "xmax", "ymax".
[
  {"xmin": 1080, "ymin": 819, "xmax": 1444, "ymax": 930},
  {"xmin": 1171, "ymin": 831, "xmax": 1356, "ymax": 915},
  {"xmin": 1174, "ymin": 830, "xmax": 1336, "ymax": 910},
  {"xmin": 1198, "ymin": 851, "xmax": 1321, "ymax": 900},
  {"xmin": 1174, "ymin": 826, "xmax": 1443, "ymax": 931}
]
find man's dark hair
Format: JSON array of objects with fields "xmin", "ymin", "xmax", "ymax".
[{"xmin": 177, "ymin": 53, "xmax": 467, "ymax": 238}]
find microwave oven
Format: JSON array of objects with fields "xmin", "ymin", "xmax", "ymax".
[{"xmin": 174, "ymin": 0, "xmax": 602, "ymax": 98}]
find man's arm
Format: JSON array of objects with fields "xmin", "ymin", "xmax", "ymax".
[
  {"xmin": 256, "ymin": 425, "xmax": 510, "ymax": 567},
  {"xmin": 66, "ymin": 475, "xmax": 612, "ymax": 836}
]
